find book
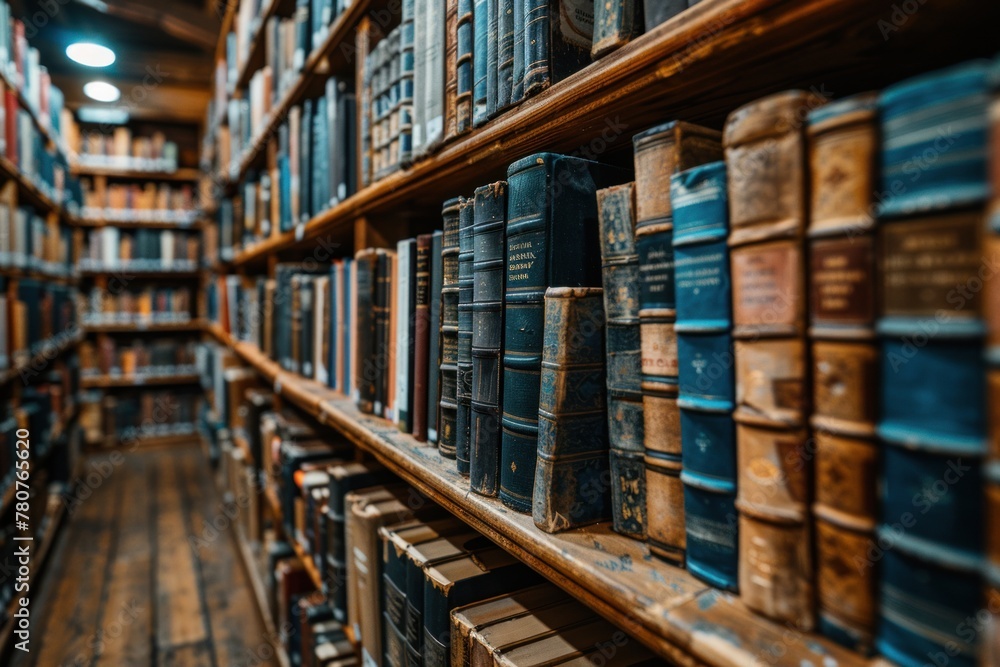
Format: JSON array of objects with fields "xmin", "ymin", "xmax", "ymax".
[
  {"xmin": 395, "ymin": 239, "xmax": 418, "ymax": 433},
  {"xmin": 472, "ymin": 0, "xmax": 489, "ymax": 125},
  {"xmin": 470, "ymin": 181, "xmax": 507, "ymax": 496},
  {"xmin": 806, "ymin": 93, "xmax": 879, "ymax": 653},
  {"xmin": 725, "ymin": 90, "xmax": 825, "ymax": 628},
  {"xmin": 671, "ymin": 160, "xmax": 738, "ymax": 593},
  {"xmin": 457, "ymin": 198, "xmax": 476, "ymax": 471},
  {"xmin": 492, "ymin": 617, "xmax": 654, "ymax": 665},
  {"xmin": 440, "ymin": 199, "xmax": 462, "ymax": 461},
  {"xmin": 532, "ymin": 287, "xmax": 609, "ymax": 532},
  {"xmin": 456, "ymin": 0, "xmax": 475, "ymax": 133},
  {"xmin": 354, "ymin": 250, "xmax": 378, "ymax": 414},
  {"xmin": 427, "ymin": 230, "xmax": 444, "ymax": 443},
  {"xmin": 643, "ymin": 0, "xmax": 687, "ymax": 29},
  {"xmin": 521, "ymin": 0, "xmax": 594, "ymax": 100},
  {"xmin": 633, "ymin": 121, "xmax": 721, "ymax": 562},
  {"xmin": 592, "ymin": 0, "xmax": 643, "ymax": 58},
  {"xmin": 413, "ymin": 234, "xmax": 433, "ymax": 440},
  {"xmin": 497, "ymin": 0, "xmax": 515, "ymax": 110},
  {"xmin": 486, "ymin": 0, "xmax": 499, "ymax": 120},
  {"xmin": 468, "ymin": 597, "xmax": 600, "ymax": 663},
  {"xmin": 500, "ymin": 153, "xmax": 626, "ymax": 513},
  {"xmin": 875, "ymin": 61, "xmax": 990, "ymax": 667},
  {"xmin": 597, "ymin": 183, "xmax": 647, "ymax": 540},
  {"xmin": 400, "ymin": 0, "xmax": 416, "ymax": 165},
  {"xmin": 444, "ymin": 0, "xmax": 459, "ymax": 142}
]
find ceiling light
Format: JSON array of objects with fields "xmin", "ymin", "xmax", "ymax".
[
  {"xmin": 66, "ymin": 42, "xmax": 115, "ymax": 68},
  {"xmin": 77, "ymin": 107, "xmax": 129, "ymax": 124},
  {"xmin": 83, "ymin": 81, "xmax": 121, "ymax": 102}
]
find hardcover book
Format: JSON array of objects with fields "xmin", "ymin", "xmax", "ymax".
[
  {"xmin": 592, "ymin": 0, "xmax": 643, "ymax": 58},
  {"xmin": 633, "ymin": 120, "xmax": 721, "ymax": 563},
  {"xmin": 521, "ymin": 0, "xmax": 595, "ymax": 100},
  {"xmin": 456, "ymin": 0, "xmax": 475, "ymax": 133},
  {"xmin": 725, "ymin": 89, "xmax": 826, "ymax": 628},
  {"xmin": 472, "ymin": 0, "xmax": 489, "ymax": 125},
  {"xmin": 500, "ymin": 153, "xmax": 626, "ymax": 513},
  {"xmin": 532, "ymin": 287, "xmax": 609, "ymax": 532},
  {"xmin": 428, "ymin": 230, "xmax": 445, "ymax": 443},
  {"xmin": 413, "ymin": 234, "xmax": 434, "ymax": 440},
  {"xmin": 456, "ymin": 198, "xmax": 476, "ymax": 471},
  {"xmin": 395, "ymin": 239, "xmax": 418, "ymax": 433},
  {"xmin": 440, "ymin": 199, "xmax": 462, "ymax": 460}
]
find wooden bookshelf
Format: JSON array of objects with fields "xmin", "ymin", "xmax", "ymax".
[
  {"xmin": 72, "ymin": 214, "xmax": 204, "ymax": 230},
  {"xmin": 231, "ymin": 0, "xmax": 291, "ymax": 92},
  {"xmin": 0, "ymin": 154, "xmax": 74, "ymax": 223},
  {"xmin": 80, "ymin": 372, "xmax": 201, "ymax": 388},
  {"xmin": 203, "ymin": 323, "xmax": 878, "ymax": 666},
  {"xmin": 0, "ymin": 329, "xmax": 83, "ymax": 387},
  {"xmin": 77, "ymin": 266, "xmax": 202, "ymax": 278},
  {"xmin": 99, "ymin": 431, "xmax": 201, "ymax": 449},
  {"xmin": 0, "ymin": 70, "xmax": 69, "ymax": 161},
  {"xmin": 69, "ymin": 165, "xmax": 202, "ymax": 182},
  {"xmin": 83, "ymin": 319, "xmax": 206, "ymax": 333}
]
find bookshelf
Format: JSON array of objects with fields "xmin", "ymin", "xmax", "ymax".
[{"xmin": 69, "ymin": 165, "xmax": 202, "ymax": 182}]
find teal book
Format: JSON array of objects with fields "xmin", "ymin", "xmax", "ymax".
[
  {"xmin": 592, "ymin": 0, "xmax": 643, "ymax": 58},
  {"xmin": 521, "ymin": 0, "xmax": 594, "ymax": 100},
  {"xmin": 456, "ymin": 198, "xmax": 476, "ymax": 472}
]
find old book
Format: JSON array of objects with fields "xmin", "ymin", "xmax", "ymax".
[
  {"xmin": 470, "ymin": 182, "xmax": 507, "ymax": 496},
  {"xmin": 428, "ymin": 230, "xmax": 445, "ymax": 443},
  {"xmin": 521, "ymin": 0, "xmax": 594, "ymax": 100},
  {"xmin": 354, "ymin": 250, "xmax": 378, "ymax": 414},
  {"xmin": 501, "ymin": 153, "xmax": 626, "ymax": 513},
  {"xmin": 395, "ymin": 239, "xmax": 417, "ymax": 432},
  {"xmin": 456, "ymin": 0, "xmax": 475, "ymax": 133},
  {"xmin": 725, "ymin": 89, "xmax": 826, "ymax": 628},
  {"xmin": 592, "ymin": 0, "xmax": 643, "ymax": 58},
  {"xmin": 444, "ymin": 0, "xmax": 460, "ymax": 142},
  {"xmin": 376, "ymin": 250, "xmax": 396, "ymax": 418},
  {"xmin": 670, "ymin": 160, "xmax": 737, "ymax": 593},
  {"xmin": 469, "ymin": 597, "xmax": 598, "ymax": 664},
  {"xmin": 806, "ymin": 92, "xmax": 879, "ymax": 654},
  {"xmin": 875, "ymin": 61, "xmax": 990, "ymax": 667},
  {"xmin": 472, "ymin": 0, "xmax": 489, "ymax": 126},
  {"xmin": 642, "ymin": 0, "xmax": 686, "ymax": 30},
  {"xmin": 457, "ymin": 198, "xmax": 476, "ymax": 470},
  {"xmin": 633, "ymin": 121, "xmax": 722, "ymax": 562},
  {"xmin": 597, "ymin": 183, "xmax": 647, "ymax": 540},
  {"xmin": 532, "ymin": 287, "xmax": 609, "ymax": 532},
  {"xmin": 492, "ymin": 617, "xmax": 654, "ymax": 665},
  {"xmin": 400, "ymin": 0, "xmax": 416, "ymax": 165},
  {"xmin": 440, "ymin": 199, "xmax": 462, "ymax": 459},
  {"xmin": 485, "ymin": 0, "xmax": 499, "ymax": 120},
  {"xmin": 497, "ymin": 0, "xmax": 515, "ymax": 110},
  {"xmin": 413, "ymin": 234, "xmax": 434, "ymax": 440}
]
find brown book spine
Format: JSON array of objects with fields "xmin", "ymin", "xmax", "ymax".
[
  {"xmin": 444, "ymin": 0, "xmax": 459, "ymax": 142},
  {"xmin": 633, "ymin": 121, "xmax": 722, "ymax": 561},
  {"xmin": 412, "ymin": 234, "xmax": 432, "ymax": 441},
  {"xmin": 806, "ymin": 93, "xmax": 879, "ymax": 654},
  {"xmin": 725, "ymin": 89, "xmax": 826, "ymax": 629}
]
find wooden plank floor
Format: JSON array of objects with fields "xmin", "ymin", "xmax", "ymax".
[{"xmin": 15, "ymin": 444, "xmax": 279, "ymax": 667}]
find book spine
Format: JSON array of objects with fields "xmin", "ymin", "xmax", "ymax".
[
  {"xmin": 444, "ymin": 0, "xmax": 459, "ymax": 142},
  {"xmin": 485, "ymin": 0, "xmax": 499, "ymax": 120},
  {"xmin": 470, "ymin": 181, "xmax": 507, "ymax": 496},
  {"xmin": 511, "ymin": 0, "xmax": 524, "ymax": 104},
  {"xmin": 597, "ymin": 183, "xmax": 647, "ymax": 540},
  {"xmin": 522, "ymin": 0, "xmax": 548, "ymax": 97},
  {"xmin": 439, "ymin": 199, "xmax": 462, "ymax": 460},
  {"xmin": 354, "ymin": 253, "xmax": 376, "ymax": 413},
  {"xmin": 725, "ymin": 90, "xmax": 825, "ymax": 629},
  {"xmin": 424, "ymin": 0, "xmax": 446, "ymax": 151},
  {"xmin": 456, "ymin": 198, "xmax": 476, "ymax": 469},
  {"xmin": 400, "ymin": 0, "xmax": 416, "ymax": 165},
  {"xmin": 533, "ymin": 286, "xmax": 609, "ymax": 532},
  {"xmin": 396, "ymin": 240, "xmax": 416, "ymax": 432},
  {"xmin": 642, "ymin": 0, "xmax": 686, "ymax": 30},
  {"xmin": 412, "ymin": 234, "xmax": 432, "ymax": 441},
  {"xmin": 472, "ymin": 0, "xmax": 489, "ymax": 126},
  {"xmin": 455, "ymin": 0, "xmax": 474, "ymax": 133},
  {"xmin": 497, "ymin": 0, "xmax": 514, "ymax": 111},
  {"xmin": 671, "ymin": 161, "xmax": 738, "ymax": 594},
  {"xmin": 427, "ymin": 230, "xmax": 444, "ymax": 443},
  {"xmin": 592, "ymin": 0, "xmax": 642, "ymax": 58},
  {"xmin": 377, "ymin": 251, "xmax": 394, "ymax": 417},
  {"xmin": 806, "ymin": 93, "xmax": 879, "ymax": 654}
]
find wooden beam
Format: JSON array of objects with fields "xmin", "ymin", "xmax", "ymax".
[{"xmin": 74, "ymin": 0, "xmax": 218, "ymax": 51}]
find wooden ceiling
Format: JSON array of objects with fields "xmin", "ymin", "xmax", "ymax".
[{"xmin": 13, "ymin": 0, "xmax": 220, "ymax": 123}]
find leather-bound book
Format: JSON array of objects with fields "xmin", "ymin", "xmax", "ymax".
[
  {"xmin": 592, "ymin": 0, "xmax": 643, "ymax": 58},
  {"xmin": 486, "ymin": 0, "xmax": 499, "ymax": 121},
  {"xmin": 444, "ymin": 0, "xmax": 459, "ymax": 142},
  {"xmin": 472, "ymin": 0, "xmax": 489, "ymax": 126},
  {"xmin": 642, "ymin": 0, "xmax": 686, "ymax": 30},
  {"xmin": 413, "ymin": 234, "xmax": 434, "ymax": 440},
  {"xmin": 988, "ymin": 55, "xmax": 1000, "ymax": 667},
  {"xmin": 725, "ymin": 89, "xmax": 826, "ymax": 628},
  {"xmin": 354, "ymin": 250, "xmax": 378, "ymax": 414},
  {"xmin": 521, "ymin": 0, "xmax": 594, "ymax": 101},
  {"xmin": 427, "ymin": 230, "xmax": 445, "ymax": 443},
  {"xmin": 469, "ymin": 597, "xmax": 598, "ymax": 663},
  {"xmin": 456, "ymin": 0, "xmax": 475, "ymax": 134},
  {"xmin": 440, "ymin": 199, "xmax": 462, "ymax": 459},
  {"xmin": 597, "ymin": 183, "xmax": 647, "ymax": 540},
  {"xmin": 500, "ymin": 153, "xmax": 626, "ymax": 513},
  {"xmin": 806, "ymin": 92, "xmax": 879, "ymax": 654},
  {"xmin": 457, "ymin": 199, "xmax": 476, "ymax": 470},
  {"xmin": 497, "ymin": 0, "xmax": 515, "ymax": 111},
  {"xmin": 375, "ymin": 249, "xmax": 395, "ymax": 418},
  {"xmin": 633, "ymin": 121, "xmax": 721, "ymax": 562},
  {"xmin": 671, "ymin": 160, "xmax": 738, "ymax": 592},
  {"xmin": 395, "ymin": 239, "xmax": 417, "ymax": 433},
  {"xmin": 470, "ymin": 182, "xmax": 507, "ymax": 495},
  {"xmin": 533, "ymin": 287, "xmax": 609, "ymax": 532},
  {"xmin": 492, "ymin": 617, "xmax": 655, "ymax": 666},
  {"xmin": 875, "ymin": 61, "xmax": 991, "ymax": 667}
]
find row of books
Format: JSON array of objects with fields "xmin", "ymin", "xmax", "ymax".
[
  {"xmin": 358, "ymin": 0, "xmax": 701, "ymax": 186},
  {"xmin": 0, "ymin": 377, "xmax": 75, "ymax": 491},
  {"xmin": 80, "ymin": 180, "xmax": 197, "ymax": 222},
  {"xmin": 79, "ymin": 389, "xmax": 202, "ymax": 446},
  {"xmin": 78, "ymin": 338, "xmax": 197, "ymax": 378},
  {"xmin": 79, "ymin": 227, "xmax": 201, "ymax": 270},
  {"xmin": 0, "ymin": 277, "xmax": 76, "ymax": 369},
  {"xmin": 0, "ymin": 204, "xmax": 73, "ymax": 276},
  {"xmin": 70, "ymin": 126, "xmax": 180, "ymax": 172},
  {"xmin": 80, "ymin": 286, "xmax": 195, "ymax": 326}
]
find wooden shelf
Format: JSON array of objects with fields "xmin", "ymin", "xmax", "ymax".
[
  {"xmin": 77, "ymin": 266, "xmax": 202, "ymax": 278},
  {"xmin": 204, "ymin": 325, "xmax": 876, "ymax": 667},
  {"xmin": 0, "ymin": 153, "xmax": 72, "ymax": 220},
  {"xmin": 80, "ymin": 372, "xmax": 201, "ymax": 388},
  {"xmin": 83, "ymin": 319, "xmax": 206, "ymax": 334},
  {"xmin": 69, "ymin": 165, "xmax": 202, "ymax": 182},
  {"xmin": 96, "ymin": 431, "xmax": 200, "ymax": 450},
  {"xmin": 230, "ymin": 0, "xmax": 290, "ymax": 93},
  {"xmin": 1, "ymin": 329, "xmax": 83, "ymax": 387},
  {"xmin": 0, "ymin": 70, "xmax": 69, "ymax": 162},
  {"xmin": 72, "ymin": 214, "xmax": 203, "ymax": 230}
]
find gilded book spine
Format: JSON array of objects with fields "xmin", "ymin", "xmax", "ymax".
[
  {"xmin": 725, "ymin": 90, "xmax": 825, "ymax": 628},
  {"xmin": 806, "ymin": 93, "xmax": 879, "ymax": 654},
  {"xmin": 456, "ymin": 198, "xmax": 476, "ymax": 470},
  {"xmin": 875, "ymin": 61, "xmax": 990, "ymax": 667},
  {"xmin": 532, "ymin": 287, "xmax": 609, "ymax": 532},
  {"xmin": 633, "ymin": 121, "xmax": 722, "ymax": 560},
  {"xmin": 439, "ymin": 199, "xmax": 462, "ymax": 459}
]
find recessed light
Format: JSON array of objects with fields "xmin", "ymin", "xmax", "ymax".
[
  {"xmin": 77, "ymin": 107, "xmax": 129, "ymax": 124},
  {"xmin": 66, "ymin": 42, "xmax": 115, "ymax": 68},
  {"xmin": 83, "ymin": 81, "xmax": 121, "ymax": 102}
]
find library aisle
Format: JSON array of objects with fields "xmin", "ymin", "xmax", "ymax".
[{"xmin": 14, "ymin": 445, "xmax": 277, "ymax": 667}]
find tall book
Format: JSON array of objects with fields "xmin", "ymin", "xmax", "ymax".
[
  {"xmin": 671, "ymin": 160, "xmax": 737, "ymax": 593},
  {"xmin": 395, "ymin": 239, "xmax": 418, "ymax": 433},
  {"xmin": 532, "ymin": 287, "xmax": 609, "ymax": 532},
  {"xmin": 455, "ymin": 0, "xmax": 475, "ymax": 134},
  {"xmin": 592, "ymin": 0, "xmax": 643, "ymax": 58},
  {"xmin": 485, "ymin": 0, "xmax": 499, "ymax": 120},
  {"xmin": 456, "ymin": 198, "xmax": 476, "ymax": 471},
  {"xmin": 806, "ymin": 93, "xmax": 879, "ymax": 653},
  {"xmin": 500, "ymin": 153, "xmax": 625, "ymax": 513},
  {"xmin": 497, "ymin": 0, "xmax": 515, "ymax": 110},
  {"xmin": 444, "ymin": 0, "xmax": 459, "ymax": 141},
  {"xmin": 472, "ymin": 0, "xmax": 489, "ymax": 126},
  {"xmin": 875, "ymin": 61, "xmax": 990, "ymax": 667},
  {"xmin": 470, "ymin": 182, "xmax": 507, "ymax": 496},
  {"xmin": 521, "ymin": 0, "xmax": 594, "ymax": 100},
  {"xmin": 596, "ymin": 183, "xmax": 647, "ymax": 539},
  {"xmin": 633, "ymin": 121, "xmax": 721, "ymax": 562},
  {"xmin": 400, "ymin": 0, "xmax": 416, "ymax": 165},
  {"xmin": 412, "ymin": 234, "xmax": 434, "ymax": 441},
  {"xmin": 427, "ymin": 230, "xmax": 444, "ymax": 443},
  {"xmin": 724, "ymin": 90, "xmax": 825, "ymax": 628},
  {"xmin": 354, "ymin": 250, "xmax": 378, "ymax": 414},
  {"xmin": 440, "ymin": 199, "xmax": 462, "ymax": 460}
]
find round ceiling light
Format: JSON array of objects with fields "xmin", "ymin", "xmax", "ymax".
[
  {"xmin": 83, "ymin": 81, "xmax": 121, "ymax": 103},
  {"xmin": 66, "ymin": 42, "xmax": 116, "ymax": 68}
]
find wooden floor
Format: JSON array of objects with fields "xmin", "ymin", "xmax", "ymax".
[{"xmin": 16, "ymin": 444, "xmax": 278, "ymax": 667}]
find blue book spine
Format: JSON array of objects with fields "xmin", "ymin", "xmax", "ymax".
[
  {"xmin": 399, "ymin": 0, "xmax": 415, "ymax": 165},
  {"xmin": 329, "ymin": 262, "xmax": 339, "ymax": 389},
  {"xmin": 456, "ymin": 198, "xmax": 476, "ymax": 471},
  {"xmin": 456, "ymin": 0, "xmax": 475, "ymax": 133},
  {"xmin": 671, "ymin": 161, "xmax": 737, "ymax": 593},
  {"xmin": 485, "ymin": 0, "xmax": 499, "ymax": 120},
  {"xmin": 497, "ymin": 0, "xmax": 514, "ymax": 111},
  {"xmin": 472, "ymin": 0, "xmax": 489, "ymax": 125}
]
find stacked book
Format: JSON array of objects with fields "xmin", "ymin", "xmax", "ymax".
[
  {"xmin": 78, "ymin": 338, "xmax": 198, "ymax": 379},
  {"xmin": 80, "ymin": 227, "xmax": 201, "ymax": 271}
]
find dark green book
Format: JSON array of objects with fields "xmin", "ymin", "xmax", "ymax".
[
  {"xmin": 439, "ymin": 199, "xmax": 462, "ymax": 459},
  {"xmin": 456, "ymin": 198, "xmax": 476, "ymax": 472}
]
